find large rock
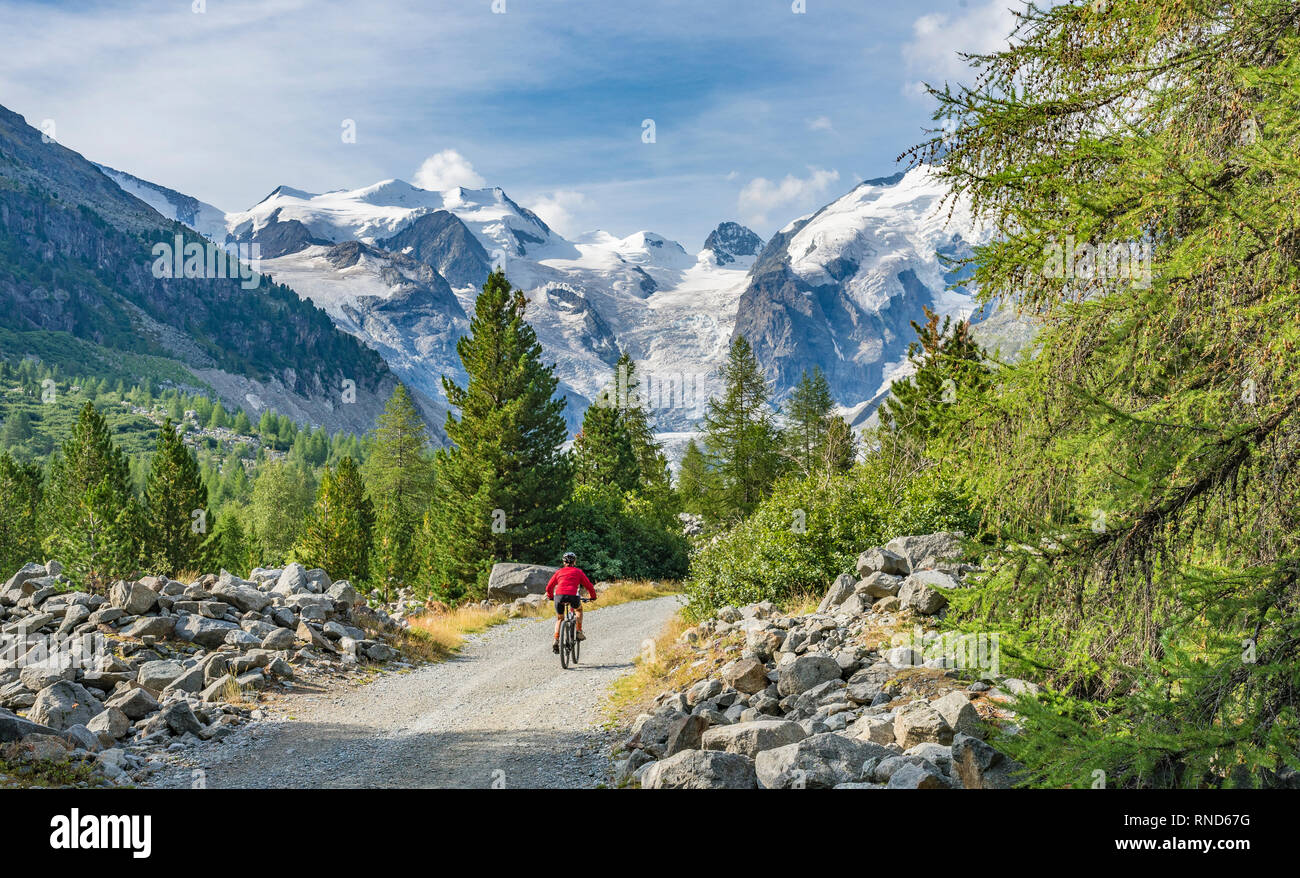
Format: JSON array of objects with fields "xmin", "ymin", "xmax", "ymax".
[
  {"xmin": 326, "ymin": 580, "xmax": 360, "ymax": 606},
  {"xmin": 105, "ymin": 685, "xmax": 160, "ymax": 720},
  {"xmin": 2, "ymin": 563, "xmax": 47, "ymax": 600},
  {"xmin": 816, "ymin": 573, "xmax": 856, "ymax": 614},
  {"xmin": 856, "ymin": 546, "xmax": 909, "ymax": 577},
  {"xmin": 887, "ymin": 761, "xmax": 952, "ymax": 789},
  {"xmin": 858, "ymin": 571, "xmax": 903, "ymax": 599},
  {"xmin": 755, "ymin": 733, "xmax": 892, "ymax": 789},
  {"xmin": 0, "ymin": 706, "xmax": 58, "ymax": 742},
  {"xmin": 137, "ymin": 660, "xmax": 186, "ymax": 691},
  {"xmin": 898, "ymin": 577, "xmax": 949, "ymax": 615},
  {"xmin": 640, "ymin": 749, "xmax": 758, "ymax": 789},
  {"xmin": 486, "ymin": 563, "xmax": 558, "ymax": 602},
  {"xmin": 160, "ymin": 700, "xmax": 204, "ymax": 736},
  {"xmin": 777, "ymin": 653, "xmax": 842, "ymax": 697},
  {"xmin": 108, "ymin": 580, "xmax": 158, "ymax": 616},
  {"xmin": 212, "ymin": 573, "xmax": 272, "ymax": 613},
  {"xmin": 86, "ymin": 706, "xmax": 131, "ymax": 741},
  {"xmin": 932, "ymin": 690, "xmax": 983, "ymax": 738},
  {"xmin": 894, "ymin": 701, "xmax": 954, "ymax": 748},
  {"xmin": 173, "ymin": 614, "xmax": 240, "ymax": 648},
  {"xmin": 951, "ymin": 734, "xmax": 1025, "ymax": 789},
  {"xmin": 720, "ymin": 657, "xmax": 770, "ymax": 694},
  {"xmin": 28, "ymin": 680, "xmax": 104, "ymax": 731},
  {"xmin": 701, "ymin": 720, "xmax": 806, "ymax": 758},
  {"xmin": 121, "ymin": 615, "xmax": 176, "ymax": 639},
  {"xmin": 272, "ymin": 563, "xmax": 310, "ymax": 596},
  {"xmin": 664, "ymin": 714, "xmax": 709, "ymax": 756},
  {"xmin": 884, "ymin": 532, "xmax": 965, "ymax": 571}
]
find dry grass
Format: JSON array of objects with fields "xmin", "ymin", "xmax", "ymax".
[
  {"xmin": 402, "ymin": 579, "xmax": 682, "ymax": 663},
  {"xmin": 779, "ymin": 590, "xmax": 821, "ymax": 617},
  {"xmin": 605, "ymin": 612, "xmax": 743, "ymax": 725}
]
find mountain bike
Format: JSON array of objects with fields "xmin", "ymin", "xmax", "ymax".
[{"xmin": 559, "ymin": 596, "xmax": 594, "ymax": 669}]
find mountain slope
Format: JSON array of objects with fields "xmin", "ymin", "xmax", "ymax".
[{"xmin": 0, "ymin": 104, "xmax": 402, "ymax": 435}]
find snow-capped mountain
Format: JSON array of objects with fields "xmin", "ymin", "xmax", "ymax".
[
  {"xmin": 101, "ymin": 164, "xmax": 989, "ymax": 440},
  {"xmin": 733, "ymin": 167, "xmax": 986, "ymax": 426}
]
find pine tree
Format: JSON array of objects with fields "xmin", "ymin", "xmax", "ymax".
[
  {"xmin": 43, "ymin": 402, "xmax": 141, "ymax": 589},
  {"xmin": 573, "ymin": 400, "xmax": 639, "ymax": 493},
  {"xmin": 427, "ymin": 270, "xmax": 572, "ymax": 600},
  {"xmin": 782, "ymin": 367, "xmax": 856, "ymax": 477},
  {"xmin": 702, "ymin": 335, "xmax": 783, "ymax": 516},
  {"xmin": 0, "ymin": 452, "xmax": 44, "ymax": 573},
  {"xmin": 676, "ymin": 438, "xmax": 721, "ymax": 516},
  {"xmin": 201, "ymin": 508, "xmax": 250, "ymax": 576},
  {"xmin": 143, "ymin": 419, "xmax": 208, "ymax": 576},
  {"xmin": 362, "ymin": 384, "xmax": 436, "ymax": 591},
  {"xmin": 614, "ymin": 354, "xmax": 672, "ymax": 490},
  {"xmin": 292, "ymin": 456, "xmax": 373, "ymax": 582},
  {"xmin": 878, "ymin": 307, "xmax": 989, "ymax": 453}
]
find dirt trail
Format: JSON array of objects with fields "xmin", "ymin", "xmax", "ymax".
[{"xmin": 150, "ymin": 595, "xmax": 681, "ymax": 789}]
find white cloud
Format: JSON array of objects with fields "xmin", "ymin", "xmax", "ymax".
[
  {"xmin": 737, "ymin": 167, "xmax": 840, "ymax": 225},
  {"xmin": 807, "ymin": 115, "xmax": 834, "ymax": 132},
  {"xmin": 528, "ymin": 189, "xmax": 588, "ymax": 237},
  {"xmin": 901, "ymin": 0, "xmax": 1022, "ymax": 97},
  {"xmin": 413, "ymin": 149, "xmax": 485, "ymax": 191}
]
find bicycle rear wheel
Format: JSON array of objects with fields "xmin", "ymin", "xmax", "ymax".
[
  {"xmin": 559, "ymin": 618, "xmax": 571, "ymax": 669},
  {"xmin": 573, "ymin": 626, "xmax": 581, "ymax": 664}
]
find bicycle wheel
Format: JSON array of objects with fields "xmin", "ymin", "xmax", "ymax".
[
  {"xmin": 559, "ymin": 618, "xmax": 570, "ymax": 669},
  {"xmin": 573, "ymin": 625, "xmax": 581, "ymax": 664}
]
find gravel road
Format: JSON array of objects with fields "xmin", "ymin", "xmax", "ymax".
[{"xmin": 150, "ymin": 595, "xmax": 681, "ymax": 789}]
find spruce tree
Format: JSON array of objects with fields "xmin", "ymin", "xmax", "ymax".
[
  {"xmin": 676, "ymin": 438, "xmax": 721, "ymax": 516},
  {"xmin": 702, "ymin": 335, "xmax": 783, "ymax": 516},
  {"xmin": 878, "ymin": 307, "xmax": 989, "ymax": 453},
  {"xmin": 363, "ymin": 384, "xmax": 436, "ymax": 591},
  {"xmin": 0, "ymin": 452, "xmax": 44, "ymax": 574},
  {"xmin": 427, "ymin": 270, "xmax": 571, "ymax": 600},
  {"xmin": 293, "ymin": 456, "xmax": 373, "ymax": 582},
  {"xmin": 43, "ymin": 402, "xmax": 141, "ymax": 589},
  {"xmin": 248, "ymin": 461, "xmax": 316, "ymax": 565},
  {"xmin": 782, "ymin": 367, "xmax": 856, "ymax": 477},
  {"xmin": 143, "ymin": 419, "xmax": 209, "ymax": 576},
  {"xmin": 614, "ymin": 353, "xmax": 672, "ymax": 491},
  {"xmin": 573, "ymin": 399, "xmax": 639, "ymax": 493},
  {"xmin": 201, "ymin": 508, "xmax": 251, "ymax": 576}
]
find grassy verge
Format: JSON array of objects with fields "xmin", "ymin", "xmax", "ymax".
[{"xmin": 403, "ymin": 579, "xmax": 682, "ymax": 664}]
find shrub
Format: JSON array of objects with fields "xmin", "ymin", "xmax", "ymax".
[
  {"xmin": 683, "ymin": 462, "xmax": 977, "ymax": 617},
  {"xmin": 563, "ymin": 484, "xmax": 688, "ymax": 582}
]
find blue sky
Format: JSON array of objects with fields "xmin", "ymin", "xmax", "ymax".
[{"xmin": 0, "ymin": 0, "xmax": 1019, "ymax": 248}]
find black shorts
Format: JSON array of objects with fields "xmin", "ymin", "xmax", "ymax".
[{"xmin": 554, "ymin": 594, "xmax": 582, "ymax": 614}]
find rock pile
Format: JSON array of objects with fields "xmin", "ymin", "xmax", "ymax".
[
  {"xmin": 0, "ymin": 560, "xmax": 406, "ymax": 786},
  {"xmin": 616, "ymin": 532, "xmax": 1035, "ymax": 789}
]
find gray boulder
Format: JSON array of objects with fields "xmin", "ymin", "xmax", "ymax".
[
  {"xmin": 664, "ymin": 714, "xmax": 709, "ymax": 756},
  {"xmin": 884, "ymin": 532, "xmax": 965, "ymax": 571},
  {"xmin": 86, "ymin": 706, "xmax": 131, "ymax": 741},
  {"xmin": 137, "ymin": 660, "xmax": 186, "ymax": 691},
  {"xmin": 856, "ymin": 546, "xmax": 909, "ymax": 577},
  {"xmin": 816, "ymin": 573, "xmax": 856, "ymax": 614},
  {"xmin": 109, "ymin": 580, "xmax": 158, "ymax": 616},
  {"xmin": 121, "ymin": 615, "xmax": 176, "ymax": 639},
  {"xmin": 887, "ymin": 761, "xmax": 952, "ymax": 789},
  {"xmin": 932, "ymin": 690, "xmax": 983, "ymax": 738},
  {"xmin": 0, "ymin": 706, "xmax": 58, "ymax": 742},
  {"xmin": 105, "ymin": 685, "xmax": 160, "ymax": 720},
  {"xmin": 777, "ymin": 654, "xmax": 842, "ymax": 697},
  {"xmin": 272, "ymin": 563, "xmax": 310, "ymax": 596},
  {"xmin": 894, "ymin": 701, "xmax": 954, "ymax": 748},
  {"xmin": 485, "ymin": 563, "xmax": 558, "ymax": 602},
  {"xmin": 720, "ymin": 657, "xmax": 770, "ymax": 694},
  {"xmin": 173, "ymin": 614, "xmax": 239, "ymax": 648},
  {"xmin": 326, "ymin": 580, "xmax": 360, "ymax": 606},
  {"xmin": 701, "ymin": 720, "xmax": 806, "ymax": 758},
  {"xmin": 951, "ymin": 734, "xmax": 1025, "ymax": 789},
  {"xmin": 898, "ymin": 577, "xmax": 949, "ymax": 615},
  {"xmin": 640, "ymin": 749, "xmax": 758, "ymax": 789},
  {"xmin": 755, "ymin": 733, "xmax": 892, "ymax": 789},
  {"xmin": 29, "ymin": 680, "xmax": 104, "ymax": 730},
  {"xmin": 858, "ymin": 571, "xmax": 903, "ymax": 599},
  {"xmin": 212, "ymin": 573, "xmax": 272, "ymax": 613}
]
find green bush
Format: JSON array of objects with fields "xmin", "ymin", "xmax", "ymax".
[
  {"xmin": 683, "ymin": 462, "xmax": 977, "ymax": 617},
  {"xmin": 563, "ymin": 483, "xmax": 688, "ymax": 582}
]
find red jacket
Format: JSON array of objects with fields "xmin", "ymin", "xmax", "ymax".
[{"xmin": 546, "ymin": 566, "xmax": 596, "ymax": 599}]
